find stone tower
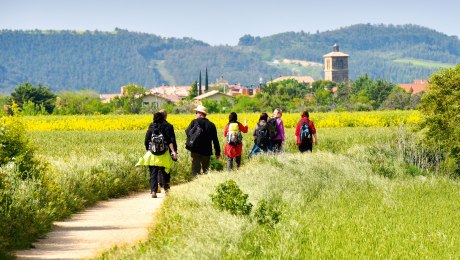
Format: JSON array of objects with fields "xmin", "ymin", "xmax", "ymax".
[{"xmin": 323, "ymin": 43, "xmax": 349, "ymax": 83}]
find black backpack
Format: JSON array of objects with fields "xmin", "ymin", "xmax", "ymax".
[
  {"xmin": 267, "ymin": 117, "xmax": 278, "ymax": 139},
  {"xmin": 254, "ymin": 121, "xmax": 270, "ymax": 148},
  {"xmin": 300, "ymin": 120, "xmax": 312, "ymax": 143},
  {"xmin": 149, "ymin": 124, "xmax": 167, "ymax": 155},
  {"xmin": 185, "ymin": 121, "xmax": 204, "ymax": 151}
]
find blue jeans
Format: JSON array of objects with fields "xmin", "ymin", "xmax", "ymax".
[{"xmin": 248, "ymin": 144, "xmax": 268, "ymax": 158}]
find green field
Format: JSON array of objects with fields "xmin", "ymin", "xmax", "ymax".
[
  {"xmin": 96, "ymin": 127, "xmax": 460, "ymax": 259},
  {"xmin": 393, "ymin": 58, "xmax": 454, "ymax": 69},
  {"xmin": 2, "ymin": 122, "xmax": 459, "ymax": 258},
  {"xmin": 27, "ymin": 127, "xmax": 460, "ymax": 258}
]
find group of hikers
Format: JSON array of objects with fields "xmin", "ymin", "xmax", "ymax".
[{"xmin": 137, "ymin": 105, "xmax": 318, "ymax": 198}]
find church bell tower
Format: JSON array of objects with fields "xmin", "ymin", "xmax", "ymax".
[{"xmin": 323, "ymin": 43, "xmax": 349, "ymax": 83}]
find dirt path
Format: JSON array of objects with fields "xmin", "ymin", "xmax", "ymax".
[{"xmin": 15, "ymin": 190, "xmax": 164, "ymax": 259}]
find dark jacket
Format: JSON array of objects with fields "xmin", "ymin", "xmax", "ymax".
[
  {"xmin": 144, "ymin": 121, "xmax": 174, "ymax": 151},
  {"xmin": 185, "ymin": 118, "xmax": 221, "ymax": 156},
  {"xmin": 164, "ymin": 120, "xmax": 177, "ymax": 152}
]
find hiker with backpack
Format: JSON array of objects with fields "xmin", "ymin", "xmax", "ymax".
[
  {"xmin": 269, "ymin": 108, "xmax": 285, "ymax": 153},
  {"xmin": 223, "ymin": 112, "xmax": 248, "ymax": 171},
  {"xmin": 248, "ymin": 112, "xmax": 271, "ymax": 158},
  {"xmin": 142, "ymin": 112, "xmax": 178, "ymax": 198},
  {"xmin": 295, "ymin": 111, "xmax": 318, "ymax": 153},
  {"xmin": 185, "ymin": 105, "xmax": 221, "ymax": 175}
]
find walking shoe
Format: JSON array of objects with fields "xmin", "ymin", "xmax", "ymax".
[{"xmin": 151, "ymin": 192, "xmax": 157, "ymax": 198}]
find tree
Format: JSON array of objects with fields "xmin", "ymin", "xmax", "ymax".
[
  {"xmin": 10, "ymin": 82, "xmax": 56, "ymax": 114},
  {"xmin": 198, "ymin": 71, "xmax": 202, "ymax": 95},
  {"xmin": 233, "ymin": 95, "xmax": 261, "ymax": 112},
  {"xmin": 201, "ymin": 99, "xmax": 219, "ymax": 113},
  {"xmin": 419, "ymin": 65, "xmax": 460, "ymax": 174},
  {"xmin": 111, "ymin": 84, "xmax": 145, "ymax": 114},
  {"xmin": 351, "ymin": 75, "xmax": 395, "ymax": 109},
  {"xmin": 187, "ymin": 81, "xmax": 198, "ymax": 100},
  {"xmin": 54, "ymin": 90, "xmax": 110, "ymax": 114},
  {"xmin": 380, "ymin": 87, "xmax": 411, "ymax": 110},
  {"xmin": 219, "ymin": 96, "xmax": 233, "ymax": 113},
  {"xmin": 205, "ymin": 67, "xmax": 209, "ymax": 92}
]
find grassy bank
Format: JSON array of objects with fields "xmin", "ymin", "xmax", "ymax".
[
  {"xmin": 0, "ymin": 124, "xmax": 438, "ymax": 256},
  {"xmin": 100, "ymin": 152, "xmax": 460, "ymax": 258}
]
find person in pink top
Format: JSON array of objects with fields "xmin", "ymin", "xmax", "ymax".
[
  {"xmin": 270, "ymin": 108, "xmax": 285, "ymax": 153},
  {"xmin": 295, "ymin": 111, "xmax": 318, "ymax": 152},
  {"xmin": 223, "ymin": 112, "xmax": 248, "ymax": 171}
]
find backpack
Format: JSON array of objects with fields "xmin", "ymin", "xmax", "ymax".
[
  {"xmin": 226, "ymin": 123, "xmax": 243, "ymax": 145},
  {"xmin": 185, "ymin": 121, "xmax": 204, "ymax": 151},
  {"xmin": 254, "ymin": 120, "xmax": 270, "ymax": 148},
  {"xmin": 300, "ymin": 120, "xmax": 312, "ymax": 143},
  {"xmin": 149, "ymin": 124, "xmax": 167, "ymax": 155},
  {"xmin": 267, "ymin": 117, "xmax": 278, "ymax": 139}
]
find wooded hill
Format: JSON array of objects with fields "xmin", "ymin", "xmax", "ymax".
[{"xmin": 1, "ymin": 24, "xmax": 459, "ymax": 94}]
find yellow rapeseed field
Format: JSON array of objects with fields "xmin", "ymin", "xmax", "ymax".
[{"xmin": 21, "ymin": 110, "xmax": 421, "ymax": 131}]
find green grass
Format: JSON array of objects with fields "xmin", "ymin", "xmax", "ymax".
[
  {"xmin": 9, "ymin": 126, "xmax": 454, "ymax": 258},
  {"xmin": 99, "ymin": 152, "xmax": 460, "ymax": 259},
  {"xmin": 393, "ymin": 58, "xmax": 454, "ymax": 69}
]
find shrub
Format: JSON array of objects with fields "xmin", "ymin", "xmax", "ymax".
[
  {"xmin": 210, "ymin": 179, "xmax": 252, "ymax": 216},
  {"xmin": 418, "ymin": 65, "xmax": 460, "ymax": 175},
  {"xmin": 0, "ymin": 116, "xmax": 52, "ymax": 252},
  {"xmin": 254, "ymin": 196, "xmax": 282, "ymax": 228},
  {"xmin": 209, "ymin": 156, "xmax": 224, "ymax": 171},
  {"xmin": 0, "ymin": 116, "xmax": 41, "ymax": 179}
]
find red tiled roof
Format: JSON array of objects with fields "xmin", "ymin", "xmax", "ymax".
[{"xmin": 398, "ymin": 80, "xmax": 429, "ymax": 94}]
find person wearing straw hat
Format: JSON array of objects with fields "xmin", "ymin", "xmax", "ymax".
[{"xmin": 185, "ymin": 105, "xmax": 221, "ymax": 175}]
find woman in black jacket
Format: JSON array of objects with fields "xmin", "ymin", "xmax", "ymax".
[{"xmin": 144, "ymin": 112, "xmax": 177, "ymax": 198}]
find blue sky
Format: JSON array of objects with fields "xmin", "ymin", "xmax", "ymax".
[{"xmin": 1, "ymin": 0, "xmax": 458, "ymax": 46}]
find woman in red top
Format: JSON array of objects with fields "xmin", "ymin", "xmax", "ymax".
[
  {"xmin": 223, "ymin": 112, "xmax": 248, "ymax": 171},
  {"xmin": 295, "ymin": 111, "xmax": 318, "ymax": 153}
]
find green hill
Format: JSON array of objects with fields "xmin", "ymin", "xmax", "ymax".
[{"xmin": 1, "ymin": 24, "xmax": 459, "ymax": 94}]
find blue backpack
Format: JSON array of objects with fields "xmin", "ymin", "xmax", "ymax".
[{"xmin": 300, "ymin": 120, "xmax": 312, "ymax": 143}]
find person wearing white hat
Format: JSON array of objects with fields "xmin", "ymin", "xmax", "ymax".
[{"xmin": 185, "ymin": 105, "xmax": 221, "ymax": 175}]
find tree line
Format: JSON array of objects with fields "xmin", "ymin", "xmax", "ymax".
[
  {"xmin": 1, "ymin": 74, "xmax": 424, "ymax": 116},
  {"xmin": 1, "ymin": 24, "xmax": 459, "ymax": 94}
]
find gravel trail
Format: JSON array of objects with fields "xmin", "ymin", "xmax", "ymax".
[{"xmin": 15, "ymin": 190, "xmax": 163, "ymax": 259}]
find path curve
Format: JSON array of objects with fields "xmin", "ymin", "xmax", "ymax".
[{"xmin": 16, "ymin": 190, "xmax": 163, "ymax": 259}]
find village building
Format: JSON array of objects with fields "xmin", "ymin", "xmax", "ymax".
[
  {"xmin": 141, "ymin": 94, "xmax": 171, "ymax": 109},
  {"xmin": 226, "ymin": 84, "xmax": 261, "ymax": 96},
  {"xmin": 398, "ymin": 79, "xmax": 428, "ymax": 94},
  {"xmin": 193, "ymin": 90, "xmax": 233, "ymax": 103},
  {"xmin": 323, "ymin": 43, "xmax": 349, "ymax": 83}
]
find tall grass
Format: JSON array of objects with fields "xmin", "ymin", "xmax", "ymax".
[
  {"xmin": 4, "ymin": 124, "xmax": 445, "ymax": 256},
  {"xmin": 100, "ymin": 152, "xmax": 460, "ymax": 259}
]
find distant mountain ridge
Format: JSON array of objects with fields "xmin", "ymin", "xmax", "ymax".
[{"xmin": 1, "ymin": 24, "xmax": 459, "ymax": 94}]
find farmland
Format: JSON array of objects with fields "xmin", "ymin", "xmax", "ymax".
[{"xmin": 3, "ymin": 110, "xmax": 460, "ymax": 258}]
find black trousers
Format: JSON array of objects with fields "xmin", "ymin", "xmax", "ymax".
[
  {"xmin": 148, "ymin": 166, "xmax": 170, "ymax": 193},
  {"xmin": 191, "ymin": 152, "xmax": 211, "ymax": 175},
  {"xmin": 298, "ymin": 142, "xmax": 313, "ymax": 153},
  {"xmin": 272, "ymin": 140, "xmax": 283, "ymax": 153}
]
